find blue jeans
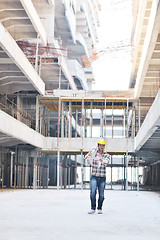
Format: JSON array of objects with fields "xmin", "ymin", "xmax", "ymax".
[{"xmin": 90, "ymin": 175, "xmax": 106, "ymax": 210}]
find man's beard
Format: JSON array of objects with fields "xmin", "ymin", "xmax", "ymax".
[{"xmin": 98, "ymin": 148, "xmax": 103, "ymax": 153}]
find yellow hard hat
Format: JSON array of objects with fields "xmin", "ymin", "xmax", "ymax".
[{"xmin": 97, "ymin": 138, "xmax": 106, "ymax": 145}]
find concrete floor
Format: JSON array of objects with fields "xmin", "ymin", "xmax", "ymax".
[{"xmin": 0, "ymin": 189, "xmax": 160, "ymax": 240}]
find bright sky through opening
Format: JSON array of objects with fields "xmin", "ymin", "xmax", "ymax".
[{"xmin": 92, "ymin": 0, "xmax": 133, "ymax": 90}]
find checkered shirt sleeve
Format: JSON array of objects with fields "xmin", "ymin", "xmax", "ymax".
[{"xmin": 85, "ymin": 150, "xmax": 110, "ymax": 177}]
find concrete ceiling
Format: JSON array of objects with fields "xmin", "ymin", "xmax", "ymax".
[
  {"xmin": 131, "ymin": 0, "xmax": 160, "ymax": 99},
  {"xmin": 0, "ymin": 0, "xmax": 75, "ymax": 94},
  {"xmin": 0, "ymin": 0, "xmax": 45, "ymax": 94}
]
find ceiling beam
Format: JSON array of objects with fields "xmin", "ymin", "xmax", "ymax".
[{"xmin": 0, "ymin": 22, "xmax": 45, "ymax": 95}]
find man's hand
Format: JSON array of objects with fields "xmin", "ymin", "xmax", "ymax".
[
  {"xmin": 88, "ymin": 151, "xmax": 92, "ymax": 156},
  {"xmin": 99, "ymin": 158, "xmax": 103, "ymax": 163}
]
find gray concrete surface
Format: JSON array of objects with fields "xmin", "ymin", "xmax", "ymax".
[{"xmin": 0, "ymin": 189, "xmax": 160, "ymax": 240}]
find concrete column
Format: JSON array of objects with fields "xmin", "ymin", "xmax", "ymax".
[
  {"xmin": 123, "ymin": 108, "xmax": 126, "ymax": 138},
  {"xmin": 75, "ymin": 109, "xmax": 78, "ymax": 137},
  {"xmin": 155, "ymin": 163, "xmax": 158, "ymax": 187},
  {"xmin": 39, "ymin": 56, "xmax": 42, "ymax": 76},
  {"xmin": 46, "ymin": 155, "xmax": 49, "ymax": 188},
  {"xmin": 68, "ymin": 158, "xmax": 71, "ymax": 189},
  {"xmin": 36, "ymin": 96, "xmax": 40, "ymax": 132},
  {"xmin": 74, "ymin": 155, "xmax": 77, "ymax": 189},
  {"xmin": 81, "ymin": 98, "xmax": 85, "ymax": 137},
  {"xmin": 17, "ymin": 150, "xmax": 20, "ymax": 188},
  {"xmin": 68, "ymin": 102, "xmax": 72, "ymax": 138},
  {"xmin": 137, "ymin": 157, "xmax": 139, "ymax": 191},
  {"xmin": 158, "ymin": 163, "xmax": 160, "ymax": 186},
  {"xmin": 22, "ymin": 152, "xmax": 25, "ymax": 188},
  {"xmin": 81, "ymin": 150, "xmax": 83, "ymax": 190},
  {"xmin": 65, "ymin": 115, "xmax": 68, "ymax": 138},
  {"xmin": 17, "ymin": 94, "xmax": 21, "ymax": 121},
  {"xmin": 84, "ymin": 109, "xmax": 87, "ymax": 137},
  {"xmin": 0, "ymin": 149, "xmax": 2, "ymax": 188},
  {"xmin": 14, "ymin": 147, "xmax": 18, "ymax": 189},
  {"xmin": 57, "ymin": 150, "xmax": 60, "ymax": 190},
  {"xmin": 60, "ymin": 156, "xmax": 64, "ymax": 189},
  {"xmin": 25, "ymin": 152, "xmax": 29, "ymax": 188},
  {"xmin": 132, "ymin": 106, "xmax": 136, "ymax": 138},
  {"xmin": 126, "ymin": 100, "xmax": 129, "ymax": 191},
  {"xmin": 37, "ymin": 156, "xmax": 40, "ymax": 188},
  {"xmin": 111, "ymin": 155, "xmax": 113, "ymax": 190},
  {"xmin": 122, "ymin": 156, "xmax": 124, "ymax": 190},
  {"xmin": 33, "ymin": 150, "xmax": 38, "ymax": 189},
  {"xmin": 131, "ymin": 157, "xmax": 133, "ymax": 190},
  {"xmin": 90, "ymin": 102, "xmax": 93, "ymax": 137},
  {"xmin": 57, "ymin": 97, "xmax": 61, "ymax": 138},
  {"xmin": 59, "ymin": 160, "xmax": 62, "ymax": 189},
  {"xmin": 138, "ymin": 99, "xmax": 141, "ymax": 130},
  {"xmin": 40, "ymin": 106, "xmax": 43, "ymax": 134},
  {"xmin": 18, "ymin": 150, "xmax": 23, "ymax": 188},
  {"xmin": 35, "ymin": 34, "xmax": 39, "ymax": 73},
  {"xmin": 64, "ymin": 155, "xmax": 67, "ymax": 189},
  {"xmin": 100, "ymin": 109, "xmax": 103, "ymax": 137},
  {"xmin": 61, "ymin": 102, "xmax": 64, "ymax": 137},
  {"xmin": 104, "ymin": 98, "xmax": 107, "ymax": 138},
  {"xmin": 58, "ymin": 67, "xmax": 62, "ymax": 89},
  {"xmin": 112, "ymin": 102, "xmax": 114, "ymax": 138},
  {"xmin": 125, "ymin": 155, "xmax": 129, "ymax": 191},
  {"xmin": 123, "ymin": 155, "xmax": 126, "ymax": 190},
  {"xmin": 10, "ymin": 152, "xmax": 14, "ymax": 188},
  {"xmin": 1, "ymin": 148, "xmax": 4, "ymax": 189}
]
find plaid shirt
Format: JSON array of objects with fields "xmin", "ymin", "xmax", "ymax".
[{"xmin": 85, "ymin": 149, "xmax": 110, "ymax": 177}]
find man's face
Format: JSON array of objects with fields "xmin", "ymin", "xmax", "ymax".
[{"xmin": 98, "ymin": 144, "xmax": 105, "ymax": 152}]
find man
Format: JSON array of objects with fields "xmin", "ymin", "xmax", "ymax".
[{"xmin": 85, "ymin": 138, "xmax": 110, "ymax": 214}]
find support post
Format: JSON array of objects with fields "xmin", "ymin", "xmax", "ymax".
[
  {"xmin": 65, "ymin": 115, "xmax": 68, "ymax": 137},
  {"xmin": 0, "ymin": 149, "xmax": 2, "ymax": 188},
  {"xmin": 57, "ymin": 97, "xmax": 61, "ymax": 138},
  {"xmin": 81, "ymin": 150, "xmax": 83, "ymax": 190},
  {"xmin": 132, "ymin": 106, "xmax": 136, "ymax": 138},
  {"xmin": 138, "ymin": 99, "xmax": 141, "ymax": 130},
  {"xmin": 10, "ymin": 152, "xmax": 14, "ymax": 188},
  {"xmin": 37, "ymin": 155, "xmax": 40, "ymax": 189},
  {"xmin": 25, "ymin": 152, "xmax": 29, "ymax": 188},
  {"xmin": 81, "ymin": 98, "xmax": 85, "ymax": 137},
  {"xmin": 104, "ymin": 98, "xmax": 107, "ymax": 138},
  {"xmin": 125, "ymin": 99, "xmax": 129, "ymax": 191},
  {"xmin": 112, "ymin": 102, "xmax": 114, "ymax": 138},
  {"xmin": 90, "ymin": 102, "xmax": 93, "ymax": 137},
  {"xmin": 137, "ymin": 157, "xmax": 139, "ymax": 191},
  {"xmin": 35, "ymin": 34, "xmax": 39, "ymax": 73},
  {"xmin": 22, "ymin": 152, "xmax": 25, "ymax": 188},
  {"xmin": 68, "ymin": 157, "xmax": 70, "ymax": 189},
  {"xmin": 61, "ymin": 102, "xmax": 64, "ymax": 137},
  {"xmin": 47, "ymin": 155, "xmax": 49, "ymax": 188},
  {"xmin": 111, "ymin": 155, "xmax": 113, "ymax": 190},
  {"xmin": 14, "ymin": 147, "xmax": 18, "ymax": 189},
  {"xmin": 58, "ymin": 66, "xmax": 61, "ymax": 90},
  {"xmin": 33, "ymin": 150, "xmax": 38, "ymax": 189},
  {"xmin": 74, "ymin": 155, "xmax": 77, "ymax": 189},
  {"xmin": 40, "ymin": 106, "xmax": 43, "ymax": 134},
  {"xmin": 17, "ymin": 94, "xmax": 21, "ymax": 121},
  {"xmin": 123, "ymin": 108, "xmax": 126, "ymax": 138},
  {"xmin": 100, "ymin": 109, "xmax": 103, "ymax": 137},
  {"xmin": 57, "ymin": 150, "xmax": 60, "ymax": 190},
  {"xmin": 75, "ymin": 110, "xmax": 78, "ymax": 137},
  {"xmin": 1, "ymin": 148, "xmax": 4, "ymax": 189},
  {"xmin": 131, "ymin": 157, "xmax": 133, "ymax": 190},
  {"xmin": 68, "ymin": 102, "xmax": 72, "ymax": 138}
]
